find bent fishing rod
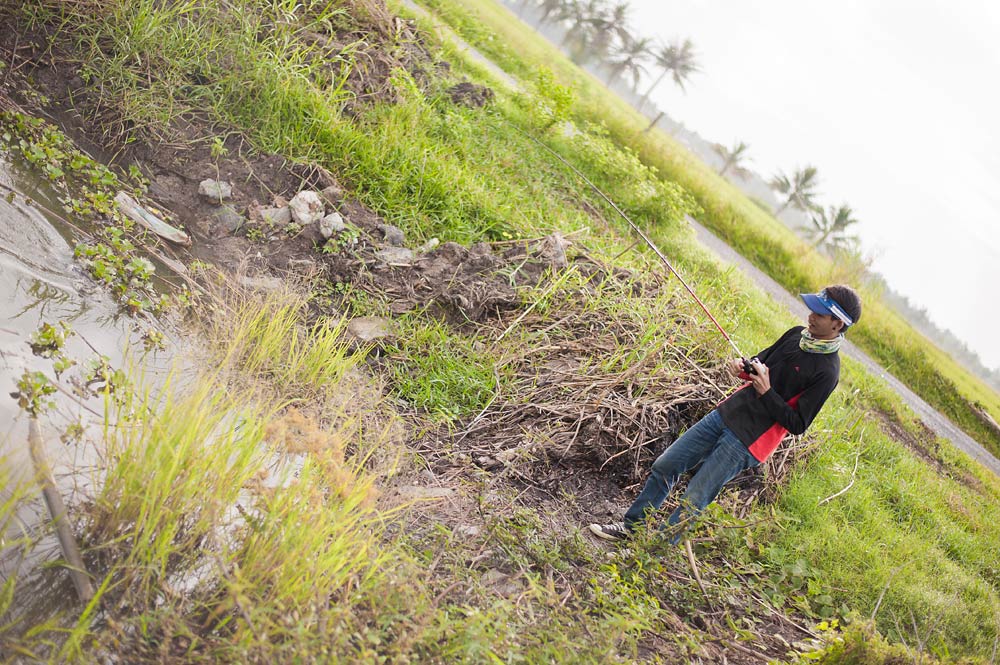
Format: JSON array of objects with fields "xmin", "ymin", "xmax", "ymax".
[{"xmin": 509, "ymin": 122, "xmax": 754, "ymax": 367}]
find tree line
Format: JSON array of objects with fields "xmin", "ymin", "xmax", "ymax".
[
  {"xmin": 511, "ymin": 0, "xmax": 699, "ymax": 105},
  {"xmin": 509, "ymin": 0, "xmax": 860, "ymax": 257},
  {"xmin": 714, "ymin": 142, "xmax": 861, "ymax": 257}
]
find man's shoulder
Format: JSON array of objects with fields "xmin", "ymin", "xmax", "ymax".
[{"xmin": 776, "ymin": 326, "xmax": 805, "ymax": 344}]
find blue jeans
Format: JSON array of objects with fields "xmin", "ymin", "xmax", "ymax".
[{"xmin": 624, "ymin": 409, "xmax": 759, "ymax": 543}]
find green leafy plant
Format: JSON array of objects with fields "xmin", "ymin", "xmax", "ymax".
[
  {"xmin": 29, "ymin": 321, "xmax": 73, "ymax": 357},
  {"xmin": 74, "ymin": 229, "xmax": 161, "ymax": 315},
  {"xmin": 11, "ymin": 370, "xmax": 57, "ymax": 416}
]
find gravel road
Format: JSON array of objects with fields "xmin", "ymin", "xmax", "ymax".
[{"xmin": 686, "ymin": 215, "xmax": 1000, "ymax": 476}]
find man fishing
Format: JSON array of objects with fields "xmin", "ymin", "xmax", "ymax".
[{"xmin": 589, "ymin": 284, "xmax": 862, "ymax": 543}]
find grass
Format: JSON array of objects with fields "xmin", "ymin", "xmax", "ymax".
[
  {"xmin": 2, "ymin": 0, "xmax": 999, "ymax": 660},
  {"xmin": 1, "ymin": 288, "xmax": 418, "ymax": 661},
  {"xmin": 420, "ymin": 0, "xmax": 1000, "ymax": 459},
  {"xmin": 385, "ymin": 315, "xmax": 504, "ymax": 420}
]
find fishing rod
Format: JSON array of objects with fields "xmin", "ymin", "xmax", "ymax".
[{"xmin": 510, "ymin": 122, "xmax": 753, "ymax": 366}]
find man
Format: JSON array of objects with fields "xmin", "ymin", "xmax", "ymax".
[{"xmin": 589, "ymin": 285, "xmax": 862, "ymax": 543}]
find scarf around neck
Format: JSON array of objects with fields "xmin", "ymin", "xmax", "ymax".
[{"xmin": 800, "ymin": 328, "xmax": 843, "ymax": 354}]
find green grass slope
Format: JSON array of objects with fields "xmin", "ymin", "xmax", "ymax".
[
  {"xmin": 1, "ymin": 0, "xmax": 998, "ymax": 660},
  {"xmin": 421, "ymin": 0, "xmax": 1000, "ymax": 459}
]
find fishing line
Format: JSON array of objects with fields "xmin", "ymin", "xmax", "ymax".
[{"xmin": 504, "ymin": 119, "xmax": 748, "ymax": 361}]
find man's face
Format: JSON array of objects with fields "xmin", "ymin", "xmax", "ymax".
[{"xmin": 807, "ymin": 312, "xmax": 843, "ymax": 340}]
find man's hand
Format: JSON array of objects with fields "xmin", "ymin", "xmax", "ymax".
[
  {"xmin": 749, "ymin": 359, "xmax": 771, "ymax": 395},
  {"xmin": 727, "ymin": 358, "xmax": 745, "ymax": 378}
]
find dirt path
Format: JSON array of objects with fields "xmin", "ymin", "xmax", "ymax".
[
  {"xmin": 400, "ymin": 0, "xmax": 522, "ymax": 91},
  {"xmin": 687, "ymin": 215, "xmax": 1000, "ymax": 477}
]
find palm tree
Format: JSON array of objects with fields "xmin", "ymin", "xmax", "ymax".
[
  {"xmin": 536, "ymin": 0, "xmax": 567, "ymax": 24},
  {"xmin": 554, "ymin": 0, "xmax": 605, "ymax": 63},
  {"xmin": 586, "ymin": 1, "xmax": 631, "ymax": 61},
  {"xmin": 637, "ymin": 39, "xmax": 699, "ymax": 111},
  {"xmin": 604, "ymin": 33, "xmax": 654, "ymax": 90},
  {"xmin": 807, "ymin": 204, "xmax": 860, "ymax": 254},
  {"xmin": 770, "ymin": 166, "xmax": 821, "ymax": 216},
  {"xmin": 562, "ymin": 0, "xmax": 615, "ymax": 63},
  {"xmin": 557, "ymin": 0, "xmax": 605, "ymax": 44},
  {"xmin": 713, "ymin": 140, "xmax": 751, "ymax": 179}
]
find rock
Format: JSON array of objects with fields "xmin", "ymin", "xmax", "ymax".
[
  {"xmin": 320, "ymin": 184, "xmax": 343, "ymax": 210},
  {"xmin": 455, "ymin": 524, "xmax": 481, "ymax": 538},
  {"xmin": 494, "ymin": 448, "xmax": 522, "ymax": 465},
  {"xmin": 272, "ymin": 195, "xmax": 289, "ymax": 208},
  {"xmin": 209, "ymin": 205, "xmax": 245, "ymax": 237},
  {"xmin": 259, "ymin": 206, "xmax": 292, "ymax": 227},
  {"xmin": 482, "ymin": 569, "xmax": 506, "ymax": 585},
  {"xmin": 346, "ymin": 316, "xmax": 392, "ymax": 344},
  {"xmin": 198, "ymin": 179, "xmax": 232, "ymax": 202},
  {"xmin": 238, "ymin": 274, "xmax": 283, "ymax": 291},
  {"xmin": 286, "ymin": 258, "xmax": 316, "ymax": 272},
  {"xmin": 377, "ymin": 223, "xmax": 405, "ymax": 246},
  {"xmin": 476, "ymin": 455, "xmax": 502, "ymax": 470},
  {"xmin": 447, "ymin": 82, "xmax": 494, "ymax": 108},
  {"xmin": 374, "ymin": 247, "xmax": 415, "ymax": 265},
  {"xmin": 396, "ymin": 485, "xmax": 454, "ymax": 500},
  {"xmin": 538, "ymin": 232, "xmax": 571, "ymax": 270},
  {"xmin": 288, "ymin": 190, "xmax": 325, "ymax": 225},
  {"xmin": 319, "ymin": 212, "xmax": 346, "ymax": 239},
  {"xmin": 481, "ymin": 568, "xmax": 520, "ymax": 597}
]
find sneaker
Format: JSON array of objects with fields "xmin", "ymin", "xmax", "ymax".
[{"xmin": 588, "ymin": 522, "xmax": 629, "ymax": 541}]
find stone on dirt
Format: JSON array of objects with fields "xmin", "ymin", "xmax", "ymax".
[
  {"xmin": 238, "ymin": 274, "xmax": 283, "ymax": 291},
  {"xmin": 289, "ymin": 190, "xmax": 325, "ymax": 225},
  {"xmin": 395, "ymin": 485, "xmax": 454, "ymax": 499},
  {"xmin": 346, "ymin": 316, "xmax": 392, "ymax": 344},
  {"xmin": 198, "ymin": 179, "xmax": 233, "ymax": 202},
  {"xmin": 538, "ymin": 232, "xmax": 571, "ymax": 270},
  {"xmin": 418, "ymin": 237, "xmax": 440, "ymax": 253},
  {"xmin": 375, "ymin": 246, "xmax": 415, "ymax": 265},
  {"xmin": 209, "ymin": 205, "xmax": 245, "ymax": 237},
  {"xmin": 319, "ymin": 211, "xmax": 346, "ymax": 239},
  {"xmin": 286, "ymin": 258, "xmax": 316, "ymax": 272},
  {"xmin": 259, "ymin": 206, "xmax": 292, "ymax": 227},
  {"xmin": 377, "ymin": 223, "xmax": 405, "ymax": 246},
  {"xmin": 320, "ymin": 184, "xmax": 343, "ymax": 209},
  {"xmin": 455, "ymin": 524, "xmax": 480, "ymax": 538},
  {"xmin": 482, "ymin": 569, "xmax": 521, "ymax": 597}
]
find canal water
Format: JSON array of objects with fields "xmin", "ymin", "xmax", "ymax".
[{"xmin": 0, "ymin": 151, "xmax": 178, "ymax": 618}]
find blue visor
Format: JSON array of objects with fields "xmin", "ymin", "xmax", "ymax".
[{"xmin": 800, "ymin": 290, "xmax": 853, "ymax": 326}]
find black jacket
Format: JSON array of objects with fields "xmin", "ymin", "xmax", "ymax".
[{"xmin": 717, "ymin": 326, "xmax": 840, "ymax": 461}]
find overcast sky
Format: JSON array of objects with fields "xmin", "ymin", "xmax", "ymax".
[{"xmin": 627, "ymin": 1, "xmax": 1000, "ymax": 371}]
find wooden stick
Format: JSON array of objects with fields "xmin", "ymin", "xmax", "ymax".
[
  {"xmin": 684, "ymin": 538, "xmax": 709, "ymax": 601},
  {"xmin": 28, "ymin": 418, "xmax": 94, "ymax": 602}
]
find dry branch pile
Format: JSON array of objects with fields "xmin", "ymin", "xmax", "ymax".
[
  {"xmin": 405, "ymin": 238, "xmax": 823, "ymax": 519},
  {"xmin": 426, "ymin": 276, "xmax": 726, "ymax": 487}
]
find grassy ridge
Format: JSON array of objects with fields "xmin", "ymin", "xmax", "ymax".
[
  {"xmin": 421, "ymin": 0, "xmax": 1000, "ymax": 458},
  {"xmin": 3, "ymin": 0, "xmax": 999, "ymax": 660}
]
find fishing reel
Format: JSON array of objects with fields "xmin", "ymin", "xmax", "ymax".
[{"xmin": 742, "ymin": 356, "xmax": 761, "ymax": 376}]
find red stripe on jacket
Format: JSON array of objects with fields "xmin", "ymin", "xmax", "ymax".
[{"xmin": 746, "ymin": 392, "xmax": 802, "ymax": 462}]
